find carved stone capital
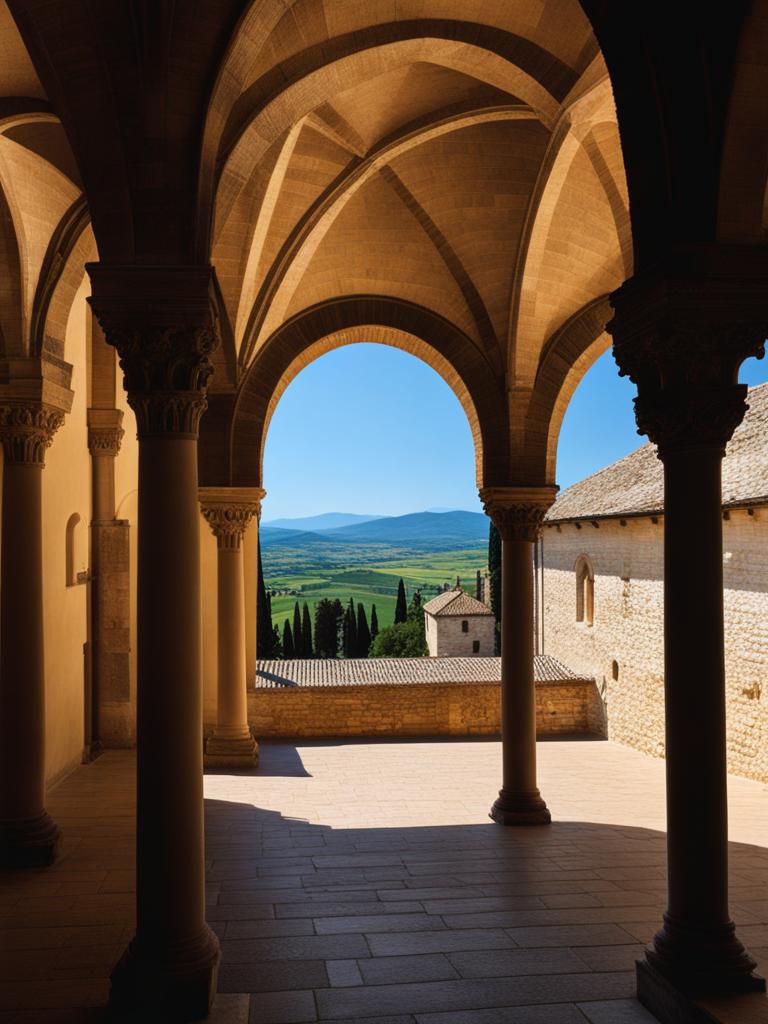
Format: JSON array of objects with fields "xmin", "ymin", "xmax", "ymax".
[
  {"xmin": 199, "ymin": 487, "xmax": 265, "ymax": 550},
  {"xmin": 86, "ymin": 265, "xmax": 220, "ymax": 439},
  {"xmin": 480, "ymin": 486, "xmax": 557, "ymax": 542},
  {"xmin": 609, "ymin": 271, "xmax": 768, "ymax": 454},
  {"xmin": 0, "ymin": 403, "xmax": 64, "ymax": 465},
  {"xmin": 87, "ymin": 408, "xmax": 124, "ymax": 457}
]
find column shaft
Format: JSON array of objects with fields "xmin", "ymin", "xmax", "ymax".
[
  {"xmin": 0, "ymin": 461, "xmax": 61, "ymax": 865},
  {"xmin": 482, "ymin": 487, "xmax": 555, "ymax": 826},
  {"xmin": 642, "ymin": 446, "xmax": 763, "ymax": 993},
  {"xmin": 88, "ymin": 262, "xmax": 220, "ymax": 1021},
  {"xmin": 499, "ymin": 538, "xmax": 538, "ymax": 799},
  {"xmin": 200, "ymin": 488, "xmax": 261, "ymax": 768}
]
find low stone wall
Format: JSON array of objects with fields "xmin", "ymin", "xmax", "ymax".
[{"xmin": 247, "ymin": 679, "xmax": 605, "ymax": 739}]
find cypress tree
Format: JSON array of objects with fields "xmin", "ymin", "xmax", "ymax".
[
  {"xmin": 257, "ymin": 545, "xmax": 276, "ymax": 658},
  {"xmin": 488, "ymin": 520, "xmax": 502, "ymax": 654},
  {"xmin": 370, "ymin": 604, "xmax": 379, "ymax": 642},
  {"xmin": 356, "ymin": 603, "xmax": 371, "ymax": 657},
  {"xmin": 347, "ymin": 597, "xmax": 358, "ymax": 656},
  {"xmin": 394, "ymin": 578, "xmax": 408, "ymax": 624},
  {"xmin": 301, "ymin": 602, "xmax": 313, "ymax": 658},
  {"xmin": 315, "ymin": 598, "xmax": 342, "ymax": 658},
  {"xmin": 407, "ymin": 589, "xmax": 426, "ymax": 647},
  {"xmin": 292, "ymin": 602, "xmax": 303, "ymax": 658},
  {"xmin": 282, "ymin": 619, "xmax": 294, "ymax": 660},
  {"xmin": 342, "ymin": 606, "xmax": 352, "ymax": 658},
  {"xmin": 475, "ymin": 568, "xmax": 482, "ymax": 601}
]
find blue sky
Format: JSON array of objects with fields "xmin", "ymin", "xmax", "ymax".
[{"xmin": 262, "ymin": 342, "xmax": 768, "ymax": 521}]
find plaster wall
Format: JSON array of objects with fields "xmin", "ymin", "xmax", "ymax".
[
  {"xmin": 426, "ymin": 612, "xmax": 496, "ymax": 657},
  {"xmin": 42, "ymin": 279, "xmax": 90, "ymax": 785},
  {"xmin": 541, "ymin": 511, "xmax": 768, "ymax": 782}
]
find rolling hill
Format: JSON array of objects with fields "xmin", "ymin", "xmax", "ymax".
[{"xmin": 263, "ymin": 512, "xmax": 385, "ymax": 532}]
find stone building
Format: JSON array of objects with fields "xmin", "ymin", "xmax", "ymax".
[
  {"xmin": 423, "ymin": 587, "xmax": 496, "ymax": 656},
  {"xmin": 541, "ymin": 381, "xmax": 768, "ymax": 784},
  {"xmin": 0, "ymin": 2, "xmax": 767, "ymax": 1021}
]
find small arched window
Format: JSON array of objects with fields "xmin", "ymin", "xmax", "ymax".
[
  {"xmin": 611, "ymin": 659, "xmax": 619, "ymax": 681},
  {"xmin": 575, "ymin": 555, "xmax": 594, "ymax": 626},
  {"xmin": 66, "ymin": 513, "xmax": 84, "ymax": 586},
  {"xmin": 461, "ymin": 620, "xmax": 469, "ymax": 633}
]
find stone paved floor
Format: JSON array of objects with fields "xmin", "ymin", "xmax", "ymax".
[{"xmin": 1, "ymin": 737, "xmax": 767, "ymax": 1023}]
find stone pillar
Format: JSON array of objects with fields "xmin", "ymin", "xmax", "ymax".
[
  {"xmin": 480, "ymin": 486, "xmax": 556, "ymax": 826},
  {"xmin": 88, "ymin": 265, "xmax": 220, "ymax": 1021},
  {"xmin": 610, "ymin": 269, "xmax": 767, "ymax": 1014},
  {"xmin": 0, "ymin": 402, "xmax": 65, "ymax": 866},
  {"xmin": 200, "ymin": 487, "xmax": 263, "ymax": 768},
  {"xmin": 87, "ymin": 409, "xmax": 132, "ymax": 751}
]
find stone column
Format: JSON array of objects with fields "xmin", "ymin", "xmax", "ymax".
[
  {"xmin": 0, "ymin": 402, "xmax": 65, "ymax": 866},
  {"xmin": 200, "ymin": 487, "xmax": 263, "ymax": 768},
  {"xmin": 87, "ymin": 409, "xmax": 131, "ymax": 752},
  {"xmin": 610, "ymin": 270, "xmax": 767, "ymax": 1012},
  {"xmin": 88, "ymin": 265, "xmax": 220, "ymax": 1021},
  {"xmin": 480, "ymin": 486, "xmax": 556, "ymax": 826}
]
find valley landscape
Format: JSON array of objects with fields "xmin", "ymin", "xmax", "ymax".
[{"xmin": 261, "ymin": 510, "xmax": 489, "ymax": 628}]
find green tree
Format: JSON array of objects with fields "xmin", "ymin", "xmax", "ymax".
[
  {"xmin": 356, "ymin": 603, "xmax": 371, "ymax": 657},
  {"xmin": 475, "ymin": 569, "xmax": 482, "ymax": 601},
  {"xmin": 346, "ymin": 598, "xmax": 360, "ymax": 659},
  {"xmin": 488, "ymin": 520, "xmax": 502, "ymax": 653},
  {"xmin": 407, "ymin": 588, "xmax": 426, "ymax": 648},
  {"xmin": 257, "ymin": 546, "xmax": 280, "ymax": 658},
  {"xmin": 301, "ymin": 602, "xmax": 313, "ymax": 658},
  {"xmin": 292, "ymin": 602, "xmax": 303, "ymax": 658},
  {"xmin": 370, "ymin": 620, "xmax": 428, "ymax": 658},
  {"xmin": 370, "ymin": 604, "xmax": 379, "ymax": 642},
  {"xmin": 282, "ymin": 619, "xmax": 294, "ymax": 660},
  {"xmin": 315, "ymin": 598, "xmax": 342, "ymax": 658},
  {"xmin": 394, "ymin": 578, "xmax": 408, "ymax": 624}
]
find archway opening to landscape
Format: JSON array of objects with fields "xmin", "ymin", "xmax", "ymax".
[{"xmin": 258, "ymin": 340, "xmax": 491, "ymax": 661}]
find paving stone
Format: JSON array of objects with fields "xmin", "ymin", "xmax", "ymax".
[
  {"xmin": 504, "ymin": 924, "xmax": 637, "ymax": 948},
  {"xmin": 366, "ymin": 930, "xmax": 516, "ymax": 957},
  {"xmin": 314, "ymin": 971, "xmax": 636, "ymax": 1019},
  {"xmin": 415, "ymin": 1004, "xmax": 586, "ymax": 1023},
  {"xmin": 577, "ymin": 998, "xmax": 659, "ymax": 1023},
  {"xmin": 218, "ymin": 961, "xmax": 327, "ymax": 994},
  {"xmin": 446, "ymin": 947, "xmax": 588, "ymax": 979},
  {"xmin": 248, "ymin": 990, "xmax": 317, "ymax": 1023},
  {"xmin": 325, "ymin": 960, "xmax": 363, "ymax": 987},
  {"xmin": 222, "ymin": 935, "xmax": 370, "ymax": 964},
  {"xmin": 316, "ymin": 914, "xmax": 445, "ymax": 935},
  {"xmin": 357, "ymin": 954, "xmax": 459, "ymax": 985}
]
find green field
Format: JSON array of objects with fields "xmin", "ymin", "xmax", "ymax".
[{"xmin": 265, "ymin": 548, "xmax": 488, "ymax": 631}]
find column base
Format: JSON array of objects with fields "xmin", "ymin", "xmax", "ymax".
[
  {"xmin": 641, "ymin": 914, "xmax": 765, "ymax": 996},
  {"xmin": 490, "ymin": 788, "xmax": 551, "ymax": 826},
  {"xmin": 637, "ymin": 957, "xmax": 766, "ymax": 1024},
  {"xmin": 204, "ymin": 732, "xmax": 259, "ymax": 769},
  {"xmin": 0, "ymin": 810, "xmax": 61, "ymax": 867},
  {"xmin": 109, "ymin": 924, "xmax": 220, "ymax": 1023}
]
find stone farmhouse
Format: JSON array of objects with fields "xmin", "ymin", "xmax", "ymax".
[
  {"xmin": 423, "ymin": 587, "xmax": 496, "ymax": 656},
  {"xmin": 541, "ymin": 381, "xmax": 768, "ymax": 784}
]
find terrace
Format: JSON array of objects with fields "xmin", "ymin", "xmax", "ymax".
[{"xmin": 3, "ymin": 737, "xmax": 766, "ymax": 1023}]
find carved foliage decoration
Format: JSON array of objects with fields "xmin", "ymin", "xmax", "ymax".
[
  {"xmin": 480, "ymin": 488, "xmax": 556, "ymax": 543},
  {"xmin": 609, "ymin": 275, "xmax": 768, "ymax": 454},
  {"xmin": 87, "ymin": 424, "xmax": 125, "ymax": 456},
  {"xmin": 201, "ymin": 500, "xmax": 259, "ymax": 549},
  {"xmin": 0, "ymin": 404, "xmax": 64, "ymax": 465}
]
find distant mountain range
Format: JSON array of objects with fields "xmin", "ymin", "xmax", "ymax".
[
  {"xmin": 263, "ymin": 512, "xmax": 384, "ymax": 532},
  {"xmin": 261, "ymin": 509, "xmax": 488, "ymax": 553}
]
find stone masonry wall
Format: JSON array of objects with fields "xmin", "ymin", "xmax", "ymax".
[
  {"xmin": 426, "ymin": 614, "xmax": 496, "ymax": 657},
  {"xmin": 246, "ymin": 680, "xmax": 603, "ymax": 739},
  {"xmin": 541, "ymin": 510, "xmax": 768, "ymax": 782}
]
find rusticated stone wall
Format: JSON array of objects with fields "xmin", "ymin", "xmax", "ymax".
[
  {"xmin": 244, "ymin": 679, "xmax": 604, "ymax": 739},
  {"xmin": 541, "ymin": 510, "xmax": 768, "ymax": 782}
]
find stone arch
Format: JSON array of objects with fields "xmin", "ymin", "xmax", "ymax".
[
  {"xmin": 225, "ymin": 296, "xmax": 509, "ymax": 490},
  {"xmin": 574, "ymin": 552, "xmax": 594, "ymax": 625},
  {"xmin": 523, "ymin": 296, "xmax": 613, "ymax": 485},
  {"xmin": 717, "ymin": 0, "xmax": 768, "ymax": 242},
  {"xmin": 213, "ymin": 26, "xmax": 574, "ymax": 240}
]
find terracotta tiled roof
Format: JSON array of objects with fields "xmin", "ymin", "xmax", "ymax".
[
  {"xmin": 545, "ymin": 381, "xmax": 768, "ymax": 523},
  {"xmin": 423, "ymin": 589, "xmax": 494, "ymax": 616},
  {"xmin": 255, "ymin": 655, "xmax": 589, "ymax": 689}
]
